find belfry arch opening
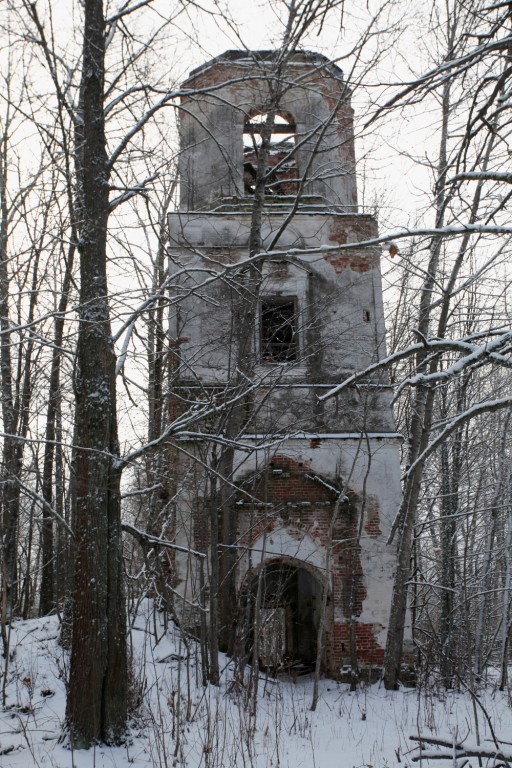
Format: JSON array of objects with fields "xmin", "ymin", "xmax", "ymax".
[
  {"xmin": 242, "ymin": 559, "xmax": 325, "ymax": 673},
  {"xmin": 243, "ymin": 112, "xmax": 298, "ymax": 196}
]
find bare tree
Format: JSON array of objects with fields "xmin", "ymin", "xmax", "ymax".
[
  {"xmin": 319, "ymin": 0, "xmax": 512, "ymax": 688},
  {"xmin": 64, "ymin": 0, "xmax": 127, "ymax": 745}
]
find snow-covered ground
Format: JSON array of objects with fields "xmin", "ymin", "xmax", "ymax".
[{"xmin": 1, "ymin": 603, "xmax": 511, "ymax": 767}]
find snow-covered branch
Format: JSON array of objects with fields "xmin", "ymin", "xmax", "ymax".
[
  {"xmin": 449, "ymin": 171, "xmax": 512, "ymax": 184},
  {"xmin": 109, "ymin": 174, "xmax": 158, "ymax": 211},
  {"xmin": 105, "ymin": 0, "xmax": 154, "ymax": 25},
  {"xmin": 122, "ymin": 522, "xmax": 206, "ymax": 559},
  {"xmin": 14, "ymin": 477, "xmax": 73, "ymax": 535},
  {"xmin": 410, "ymin": 734, "xmax": 512, "ymax": 765},
  {"xmin": 318, "ymin": 332, "xmax": 512, "ymax": 402},
  {"xmin": 366, "ymin": 32, "xmax": 512, "ymax": 127},
  {"xmin": 406, "ymin": 396, "xmax": 512, "ymax": 478}
]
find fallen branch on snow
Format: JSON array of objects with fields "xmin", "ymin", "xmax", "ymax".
[{"xmin": 410, "ymin": 734, "xmax": 512, "ymax": 766}]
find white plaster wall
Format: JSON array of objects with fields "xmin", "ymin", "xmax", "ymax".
[{"xmin": 168, "ymin": 212, "xmax": 385, "ymax": 384}]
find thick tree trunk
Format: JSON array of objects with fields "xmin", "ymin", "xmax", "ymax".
[{"xmin": 66, "ymin": 0, "xmax": 127, "ymax": 747}]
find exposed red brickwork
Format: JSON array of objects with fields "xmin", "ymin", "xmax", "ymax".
[
  {"xmin": 326, "ymin": 217, "xmax": 380, "ymax": 274},
  {"xmin": 232, "ymin": 455, "xmax": 386, "ymax": 673},
  {"xmin": 236, "ymin": 454, "xmax": 337, "ymax": 507},
  {"xmin": 328, "ymin": 622, "xmax": 385, "ymax": 668},
  {"xmin": 172, "ymin": 52, "xmax": 392, "ymax": 675},
  {"xmin": 171, "ymin": 442, "xmax": 387, "ymax": 673},
  {"xmin": 168, "ymin": 393, "xmax": 184, "ymax": 423},
  {"xmin": 323, "ymin": 250, "xmax": 379, "ymax": 275},
  {"xmin": 328, "ymin": 218, "xmax": 347, "ymax": 246},
  {"xmin": 364, "ymin": 496, "xmax": 382, "ymax": 536},
  {"xmin": 192, "ymin": 498, "xmax": 210, "ymax": 553}
]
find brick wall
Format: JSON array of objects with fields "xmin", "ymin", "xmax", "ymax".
[{"xmin": 329, "ymin": 621, "xmax": 385, "ymax": 668}]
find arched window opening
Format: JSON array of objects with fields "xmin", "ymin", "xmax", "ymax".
[{"xmin": 243, "ymin": 113, "xmax": 298, "ymax": 196}]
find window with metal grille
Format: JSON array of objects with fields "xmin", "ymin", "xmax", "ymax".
[{"xmin": 260, "ymin": 298, "xmax": 298, "ymax": 362}]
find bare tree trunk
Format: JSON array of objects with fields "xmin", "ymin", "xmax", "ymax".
[
  {"xmin": 438, "ymin": 379, "xmax": 466, "ymax": 687},
  {"xmin": 383, "ymin": 84, "xmax": 449, "ymax": 685},
  {"xmin": 0, "ymin": 120, "xmax": 22, "ymax": 620},
  {"xmin": 473, "ymin": 416, "xmax": 511, "ymax": 678},
  {"xmin": 40, "ymin": 242, "xmax": 75, "ymax": 615},
  {"xmin": 66, "ymin": 0, "xmax": 126, "ymax": 746},
  {"xmin": 146, "ymin": 188, "xmax": 173, "ymax": 534},
  {"xmin": 439, "ymin": 439, "xmax": 456, "ymax": 687},
  {"xmin": 499, "ymin": 473, "xmax": 512, "ymax": 690},
  {"xmin": 208, "ymin": 461, "xmax": 220, "ymax": 684}
]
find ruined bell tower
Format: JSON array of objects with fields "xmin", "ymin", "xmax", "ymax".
[{"xmin": 168, "ymin": 50, "xmax": 403, "ymax": 677}]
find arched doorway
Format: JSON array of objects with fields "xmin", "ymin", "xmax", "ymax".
[{"xmin": 243, "ymin": 559, "xmax": 325, "ymax": 672}]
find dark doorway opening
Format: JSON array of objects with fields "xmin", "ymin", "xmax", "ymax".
[{"xmin": 245, "ymin": 561, "xmax": 323, "ymax": 673}]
